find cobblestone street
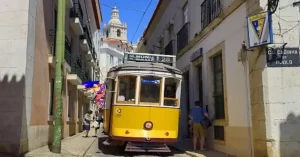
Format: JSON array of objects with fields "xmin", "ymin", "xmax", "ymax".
[{"xmin": 84, "ymin": 135, "xmax": 189, "ymax": 157}]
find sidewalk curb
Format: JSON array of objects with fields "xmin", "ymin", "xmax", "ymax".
[
  {"xmin": 62, "ymin": 132, "xmax": 85, "ymax": 142},
  {"xmin": 169, "ymin": 145, "xmax": 198, "ymax": 157},
  {"xmin": 81, "ymin": 138, "xmax": 97, "ymax": 157}
]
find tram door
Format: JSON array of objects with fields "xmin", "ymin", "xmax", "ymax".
[{"xmin": 103, "ymin": 80, "xmax": 115, "ymax": 134}]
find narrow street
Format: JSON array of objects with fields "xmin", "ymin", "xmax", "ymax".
[{"xmin": 84, "ymin": 133, "xmax": 189, "ymax": 157}]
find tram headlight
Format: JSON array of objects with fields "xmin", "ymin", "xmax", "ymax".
[
  {"xmin": 116, "ymin": 108, "xmax": 121, "ymax": 113},
  {"xmin": 144, "ymin": 121, "xmax": 153, "ymax": 130}
]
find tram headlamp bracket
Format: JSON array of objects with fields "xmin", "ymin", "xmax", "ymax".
[{"xmin": 144, "ymin": 121, "xmax": 153, "ymax": 130}]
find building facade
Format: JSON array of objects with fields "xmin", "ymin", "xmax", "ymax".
[
  {"xmin": 137, "ymin": 0, "xmax": 300, "ymax": 156},
  {"xmin": 0, "ymin": 0, "xmax": 102, "ymax": 155},
  {"xmin": 98, "ymin": 6, "xmax": 135, "ymax": 83}
]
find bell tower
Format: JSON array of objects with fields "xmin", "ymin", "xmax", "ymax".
[{"xmin": 103, "ymin": 6, "xmax": 127, "ymax": 42}]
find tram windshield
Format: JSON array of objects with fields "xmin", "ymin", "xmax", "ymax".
[
  {"xmin": 140, "ymin": 76, "xmax": 161, "ymax": 104},
  {"xmin": 116, "ymin": 75, "xmax": 180, "ymax": 107}
]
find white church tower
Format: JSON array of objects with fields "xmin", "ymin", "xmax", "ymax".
[{"xmin": 103, "ymin": 6, "xmax": 127, "ymax": 42}]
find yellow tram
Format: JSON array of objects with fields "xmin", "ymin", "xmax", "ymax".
[{"xmin": 103, "ymin": 52, "xmax": 182, "ymax": 152}]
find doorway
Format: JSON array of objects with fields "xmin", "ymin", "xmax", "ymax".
[
  {"xmin": 198, "ymin": 65, "xmax": 203, "ymax": 106},
  {"xmin": 183, "ymin": 71, "xmax": 191, "ymax": 138}
]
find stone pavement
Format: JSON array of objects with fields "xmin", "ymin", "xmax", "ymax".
[
  {"xmin": 24, "ymin": 128, "xmax": 99, "ymax": 157},
  {"xmin": 170, "ymin": 138, "xmax": 234, "ymax": 157}
]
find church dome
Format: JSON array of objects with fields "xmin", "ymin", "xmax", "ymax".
[{"xmin": 108, "ymin": 6, "xmax": 122, "ymax": 25}]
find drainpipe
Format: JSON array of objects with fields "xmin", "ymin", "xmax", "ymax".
[
  {"xmin": 51, "ymin": 0, "xmax": 66, "ymax": 153},
  {"xmin": 242, "ymin": 48, "xmax": 254, "ymax": 157}
]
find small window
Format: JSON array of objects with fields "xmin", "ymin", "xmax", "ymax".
[
  {"xmin": 140, "ymin": 76, "xmax": 161, "ymax": 104},
  {"xmin": 214, "ymin": 126, "xmax": 225, "ymax": 141},
  {"xmin": 106, "ymin": 30, "xmax": 109, "ymax": 38},
  {"xmin": 117, "ymin": 29, "xmax": 121, "ymax": 37},
  {"xmin": 164, "ymin": 78, "xmax": 179, "ymax": 107},
  {"xmin": 117, "ymin": 76, "xmax": 136, "ymax": 103}
]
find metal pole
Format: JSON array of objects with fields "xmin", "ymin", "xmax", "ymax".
[
  {"xmin": 51, "ymin": 0, "xmax": 66, "ymax": 153},
  {"xmin": 244, "ymin": 52, "xmax": 254, "ymax": 157}
]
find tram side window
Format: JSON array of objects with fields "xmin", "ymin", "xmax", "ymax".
[
  {"xmin": 117, "ymin": 76, "xmax": 136, "ymax": 103},
  {"xmin": 164, "ymin": 78, "xmax": 178, "ymax": 107},
  {"xmin": 140, "ymin": 76, "xmax": 161, "ymax": 104}
]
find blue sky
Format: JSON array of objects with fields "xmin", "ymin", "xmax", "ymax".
[{"xmin": 99, "ymin": 0, "xmax": 159, "ymax": 44}]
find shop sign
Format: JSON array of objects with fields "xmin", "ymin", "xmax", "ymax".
[
  {"xmin": 247, "ymin": 11, "xmax": 273, "ymax": 48},
  {"xmin": 190, "ymin": 48, "xmax": 203, "ymax": 62},
  {"xmin": 266, "ymin": 47, "xmax": 300, "ymax": 67}
]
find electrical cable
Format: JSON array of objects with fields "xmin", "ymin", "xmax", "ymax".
[
  {"xmin": 101, "ymin": 3, "xmax": 145, "ymax": 13},
  {"xmin": 274, "ymin": 13, "xmax": 299, "ymax": 23},
  {"xmin": 130, "ymin": 0, "xmax": 153, "ymax": 43},
  {"xmin": 274, "ymin": 23, "xmax": 299, "ymax": 35}
]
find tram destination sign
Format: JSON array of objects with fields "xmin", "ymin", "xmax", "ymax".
[
  {"xmin": 127, "ymin": 54, "xmax": 174, "ymax": 63},
  {"xmin": 266, "ymin": 47, "xmax": 300, "ymax": 67}
]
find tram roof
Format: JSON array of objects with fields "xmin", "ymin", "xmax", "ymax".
[{"xmin": 108, "ymin": 62, "xmax": 182, "ymax": 75}]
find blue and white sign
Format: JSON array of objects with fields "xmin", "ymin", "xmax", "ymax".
[
  {"xmin": 141, "ymin": 79, "xmax": 160, "ymax": 84},
  {"xmin": 247, "ymin": 11, "xmax": 273, "ymax": 48},
  {"xmin": 190, "ymin": 48, "xmax": 203, "ymax": 62}
]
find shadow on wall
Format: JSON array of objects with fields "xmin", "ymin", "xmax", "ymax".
[
  {"xmin": 0, "ymin": 75, "xmax": 28, "ymax": 157},
  {"xmin": 280, "ymin": 112, "xmax": 300, "ymax": 157}
]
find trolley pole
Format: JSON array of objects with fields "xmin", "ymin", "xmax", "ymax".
[{"xmin": 51, "ymin": 0, "xmax": 66, "ymax": 153}]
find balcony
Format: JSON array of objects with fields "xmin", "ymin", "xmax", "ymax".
[
  {"xmin": 48, "ymin": 37, "xmax": 72, "ymax": 69},
  {"xmin": 85, "ymin": 51, "xmax": 93, "ymax": 61},
  {"xmin": 67, "ymin": 56, "xmax": 82, "ymax": 85},
  {"xmin": 177, "ymin": 22, "xmax": 189, "ymax": 53},
  {"xmin": 70, "ymin": 0, "xmax": 84, "ymax": 35},
  {"xmin": 83, "ymin": 71, "xmax": 91, "ymax": 82},
  {"xmin": 64, "ymin": 38, "xmax": 72, "ymax": 67},
  {"xmin": 87, "ymin": 58, "xmax": 96, "ymax": 67},
  {"xmin": 86, "ymin": 47, "xmax": 97, "ymax": 61},
  {"xmin": 80, "ymin": 27, "xmax": 93, "ymax": 52},
  {"xmin": 201, "ymin": 0, "xmax": 222, "ymax": 29},
  {"xmin": 165, "ymin": 40, "xmax": 174, "ymax": 55}
]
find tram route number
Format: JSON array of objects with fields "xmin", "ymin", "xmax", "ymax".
[
  {"xmin": 127, "ymin": 54, "xmax": 173, "ymax": 63},
  {"xmin": 266, "ymin": 47, "xmax": 300, "ymax": 67}
]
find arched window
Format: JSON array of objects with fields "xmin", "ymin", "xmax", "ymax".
[
  {"xmin": 117, "ymin": 29, "xmax": 121, "ymax": 37},
  {"xmin": 106, "ymin": 30, "xmax": 109, "ymax": 38}
]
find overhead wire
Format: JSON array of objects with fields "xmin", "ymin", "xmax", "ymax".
[
  {"xmin": 101, "ymin": 3, "xmax": 145, "ymax": 13},
  {"xmin": 130, "ymin": 0, "xmax": 153, "ymax": 43}
]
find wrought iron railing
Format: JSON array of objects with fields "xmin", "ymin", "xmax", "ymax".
[
  {"xmin": 84, "ymin": 71, "xmax": 91, "ymax": 82},
  {"xmin": 92, "ymin": 47, "xmax": 97, "ymax": 61},
  {"xmin": 165, "ymin": 40, "xmax": 174, "ymax": 55},
  {"xmin": 70, "ymin": 0, "xmax": 84, "ymax": 27},
  {"xmin": 71, "ymin": 56, "xmax": 83, "ymax": 80},
  {"xmin": 82, "ymin": 27, "xmax": 93, "ymax": 50},
  {"xmin": 201, "ymin": 0, "xmax": 222, "ymax": 29},
  {"xmin": 177, "ymin": 22, "xmax": 189, "ymax": 53},
  {"xmin": 64, "ymin": 37, "xmax": 72, "ymax": 65}
]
